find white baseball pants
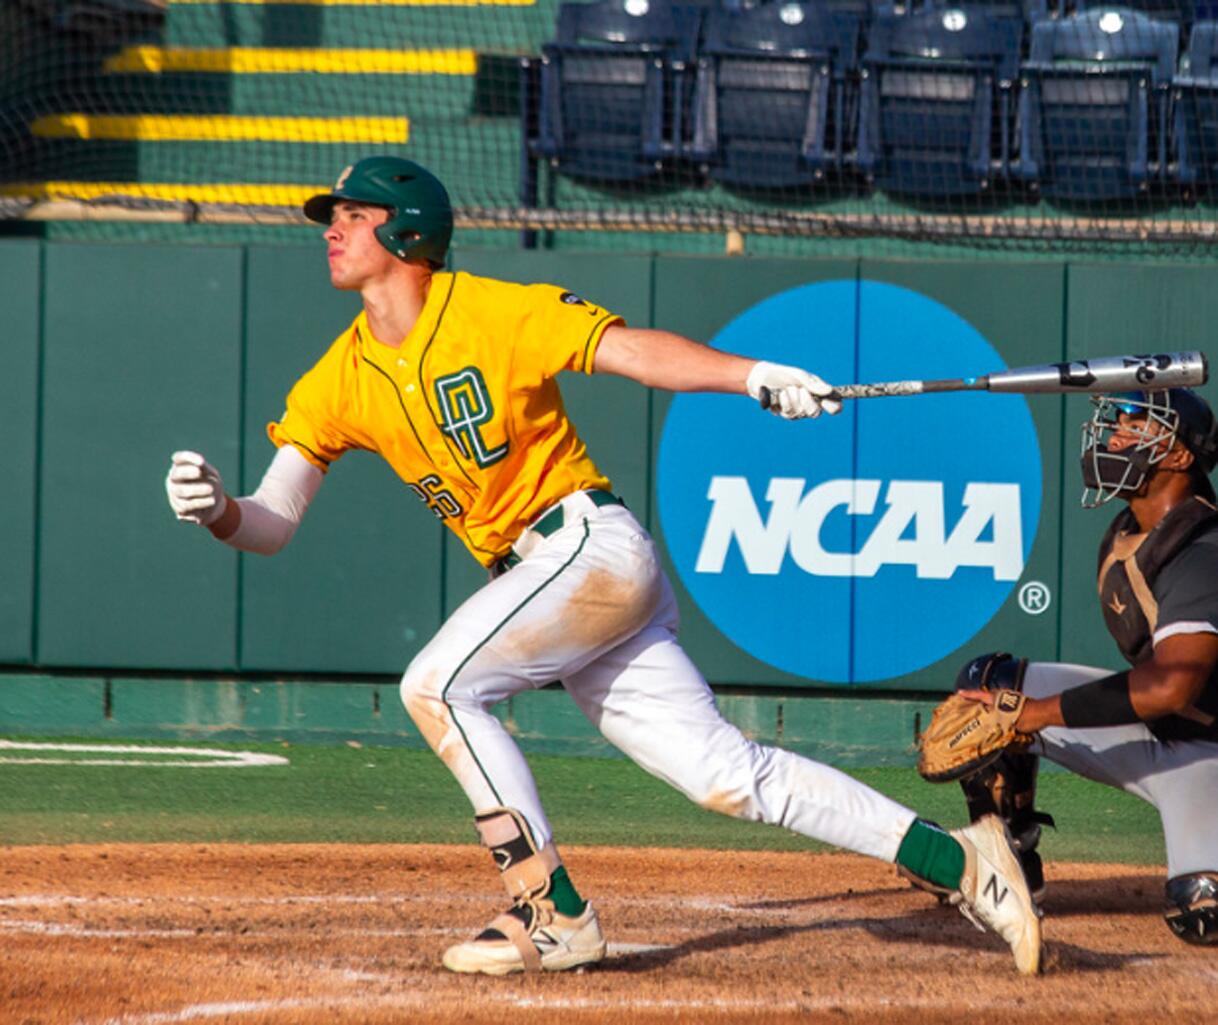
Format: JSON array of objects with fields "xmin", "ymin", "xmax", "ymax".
[{"xmin": 401, "ymin": 493, "xmax": 916, "ymax": 862}]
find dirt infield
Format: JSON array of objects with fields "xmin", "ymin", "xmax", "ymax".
[{"xmin": 0, "ymin": 843, "xmax": 1208, "ymax": 1025}]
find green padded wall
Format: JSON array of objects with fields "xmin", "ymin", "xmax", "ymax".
[
  {"xmin": 240, "ymin": 246, "xmax": 444, "ymax": 674},
  {"xmin": 442, "ymin": 250, "xmax": 655, "ymax": 615},
  {"xmin": 859, "ymin": 261, "xmax": 1066, "ymax": 686},
  {"xmin": 1060, "ymin": 263, "xmax": 1218, "ymax": 671},
  {"xmin": 15, "ymin": 243, "xmax": 1216, "ymax": 690},
  {"xmin": 38, "ymin": 243, "xmax": 244, "ymax": 669},
  {"xmin": 0, "ymin": 242, "xmax": 40, "ymax": 664},
  {"xmin": 648, "ymin": 258, "xmax": 1067, "ymax": 688},
  {"xmin": 650, "ymin": 256, "xmax": 858, "ymax": 686}
]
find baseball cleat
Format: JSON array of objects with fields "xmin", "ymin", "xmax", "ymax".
[
  {"xmin": 442, "ymin": 899, "xmax": 605, "ymax": 976},
  {"xmin": 949, "ymin": 815, "xmax": 1043, "ymax": 975},
  {"xmin": 902, "ymin": 842, "xmax": 1046, "ymax": 911}
]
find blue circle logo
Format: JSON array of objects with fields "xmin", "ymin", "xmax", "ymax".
[{"xmin": 657, "ymin": 280, "xmax": 1042, "ymax": 683}]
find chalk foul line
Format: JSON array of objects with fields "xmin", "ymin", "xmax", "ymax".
[{"xmin": 0, "ymin": 740, "xmax": 288, "ymax": 768}]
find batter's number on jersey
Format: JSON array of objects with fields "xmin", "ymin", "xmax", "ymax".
[
  {"xmin": 434, "ymin": 367, "xmax": 509, "ymax": 468},
  {"xmin": 408, "ymin": 474, "xmax": 463, "ymax": 520}
]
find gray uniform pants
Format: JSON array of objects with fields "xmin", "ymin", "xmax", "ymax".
[{"xmin": 1025, "ymin": 662, "xmax": 1218, "ymax": 877}]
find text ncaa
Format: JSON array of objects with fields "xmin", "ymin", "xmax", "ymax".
[{"xmin": 657, "ymin": 281, "xmax": 1043, "ymax": 684}]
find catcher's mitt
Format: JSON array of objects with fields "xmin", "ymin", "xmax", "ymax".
[{"xmin": 917, "ymin": 690, "xmax": 1032, "ymax": 783}]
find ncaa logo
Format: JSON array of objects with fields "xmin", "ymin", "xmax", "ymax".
[{"xmin": 657, "ymin": 280, "xmax": 1042, "ymax": 683}]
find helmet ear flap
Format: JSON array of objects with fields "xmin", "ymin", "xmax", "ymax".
[{"xmin": 373, "ymin": 221, "xmax": 408, "ymax": 260}]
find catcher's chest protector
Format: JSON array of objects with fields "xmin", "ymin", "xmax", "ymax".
[{"xmin": 1097, "ymin": 497, "xmax": 1218, "ymax": 665}]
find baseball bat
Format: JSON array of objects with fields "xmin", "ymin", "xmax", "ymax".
[{"xmin": 758, "ymin": 350, "xmax": 1208, "ymax": 409}]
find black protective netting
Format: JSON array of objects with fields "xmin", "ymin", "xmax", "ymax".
[{"xmin": 4, "ymin": 0, "xmax": 1218, "ymax": 253}]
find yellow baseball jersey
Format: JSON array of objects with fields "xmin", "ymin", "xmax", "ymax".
[{"xmin": 267, "ymin": 271, "xmax": 621, "ymax": 566}]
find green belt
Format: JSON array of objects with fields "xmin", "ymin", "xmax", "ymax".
[{"xmin": 495, "ymin": 490, "xmax": 622, "ymax": 574}]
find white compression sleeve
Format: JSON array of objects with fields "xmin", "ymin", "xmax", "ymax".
[{"xmin": 224, "ymin": 445, "xmax": 324, "ymax": 555}]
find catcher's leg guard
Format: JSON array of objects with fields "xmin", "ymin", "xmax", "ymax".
[
  {"xmin": 1164, "ymin": 872, "xmax": 1218, "ymax": 945},
  {"xmin": 442, "ymin": 807, "xmax": 606, "ymax": 976},
  {"xmin": 955, "ymin": 653, "xmax": 1053, "ymax": 902},
  {"xmin": 960, "ymin": 755, "xmax": 1053, "ymax": 901}
]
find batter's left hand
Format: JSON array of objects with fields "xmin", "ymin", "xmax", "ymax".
[
  {"xmin": 746, "ymin": 362, "xmax": 842, "ymax": 419},
  {"xmin": 166, "ymin": 450, "xmax": 228, "ymax": 526}
]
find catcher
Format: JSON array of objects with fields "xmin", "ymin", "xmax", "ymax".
[{"xmin": 918, "ymin": 387, "xmax": 1218, "ymax": 944}]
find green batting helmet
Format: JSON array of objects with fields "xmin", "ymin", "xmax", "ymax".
[{"xmin": 304, "ymin": 156, "xmax": 453, "ymax": 268}]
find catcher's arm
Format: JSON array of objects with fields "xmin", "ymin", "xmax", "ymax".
[{"xmin": 959, "ymin": 630, "xmax": 1218, "ymax": 731}]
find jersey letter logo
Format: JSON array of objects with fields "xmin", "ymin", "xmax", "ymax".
[{"xmin": 434, "ymin": 367, "xmax": 509, "ymax": 468}]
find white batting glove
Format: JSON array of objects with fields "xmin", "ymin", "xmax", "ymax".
[
  {"xmin": 746, "ymin": 362, "xmax": 842, "ymax": 420},
  {"xmin": 166, "ymin": 451, "xmax": 228, "ymax": 526}
]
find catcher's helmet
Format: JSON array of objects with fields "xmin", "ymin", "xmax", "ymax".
[
  {"xmin": 1080, "ymin": 387, "xmax": 1218, "ymax": 507},
  {"xmin": 304, "ymin": 156, "xmax": 453, "ymax": 269}
]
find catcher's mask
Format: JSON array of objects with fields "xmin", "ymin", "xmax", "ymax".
[
  {"xmin": 1080, "ymin": 388, "xmax": 1218, "ymax": 508},
  {"xmin": 303, "ymin": 155, "xmax": 453, "ymax": 269}
]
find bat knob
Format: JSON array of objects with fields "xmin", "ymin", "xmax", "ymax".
[{"xmin": 758, "ymin": 385, "xmax": 772, "ymax": 411}]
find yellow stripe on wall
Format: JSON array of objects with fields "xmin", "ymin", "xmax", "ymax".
[
  {"xmin": 31, "ymin": 114, "xmax": 410, "ymax": 143},
  {"xmin": 0, "ymin": 181, "xmax": 323, "ymax": 206},
  {"xmin": 104, "ymin": 46, "xmax": 478, "ymax": 75}
]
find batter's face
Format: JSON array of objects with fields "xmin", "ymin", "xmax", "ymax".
[{"xmin": 324, "ymin": 201, "xmax": 397, "ymax": 290}]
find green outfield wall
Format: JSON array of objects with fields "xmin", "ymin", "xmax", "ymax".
[
  {"xmin": 2, "ymin": 239, "xmax": 1216, "ymax": 720},
  {"xmin": 0, "ymin": 674, "xmax": 938, "ymax": 766}
]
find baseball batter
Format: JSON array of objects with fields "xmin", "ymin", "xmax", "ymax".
[
  {"xmin": 946, "ymin": 387, "xmax": 1218, "ymax": 943},
  {"xmin": 165, "ymin": 156, "xmax": 1041, "ymax": 976}
]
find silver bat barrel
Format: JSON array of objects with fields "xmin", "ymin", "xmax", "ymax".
[{"xmin": 986, "ymin": 351, "xmax": 1208, "ymax": 394}]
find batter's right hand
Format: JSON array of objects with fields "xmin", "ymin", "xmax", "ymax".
[
  {"xmin": 166, "ymin": 451, "xmax": 228, "ymax": 526},
  {"xmin": 746, "ymin": 361, "xmax": 842, "ymax": 419}
]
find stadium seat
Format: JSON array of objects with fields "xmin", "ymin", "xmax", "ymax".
[
  {"xmin": 719, "ymin": 0, "xmax": 875, "ymax": 18},
  {"xmin": 687, "ymin": 0, "xmax": 865, "ymax": 187},
  {"xmin": 1172, "ymin": 20, "xmax": 1218, "ymax": 189},
  {"xmin": 856, "ymin": 5, "xmax": 1023, "ymax": 194},
  {"xmin": 17, "ymin": 0, "xmax": 163, "ymax": 41},
  {"xmin": 897, "ymin": 0, "xmax": 1050, "ymax": 24},
  {"xmin": 1016, "ymin": 8, "xmax": 1180, "ymax": 199},
  {"xmin": 532, "ymin": 0, "xmax": 704, "ymax": 182},
  {"xmin": 1074, "ymin": 0, "xmax": 1215, "ymax": 32}
]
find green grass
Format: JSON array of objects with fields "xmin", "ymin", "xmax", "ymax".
[{"xmin": 0, "ymin": 737, "xmax": 1165, "ymax": 866}]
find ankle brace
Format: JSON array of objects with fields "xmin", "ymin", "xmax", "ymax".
[{"xmin": 475, "ymin": 806, "xmax": 562, "ymax": 901}]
